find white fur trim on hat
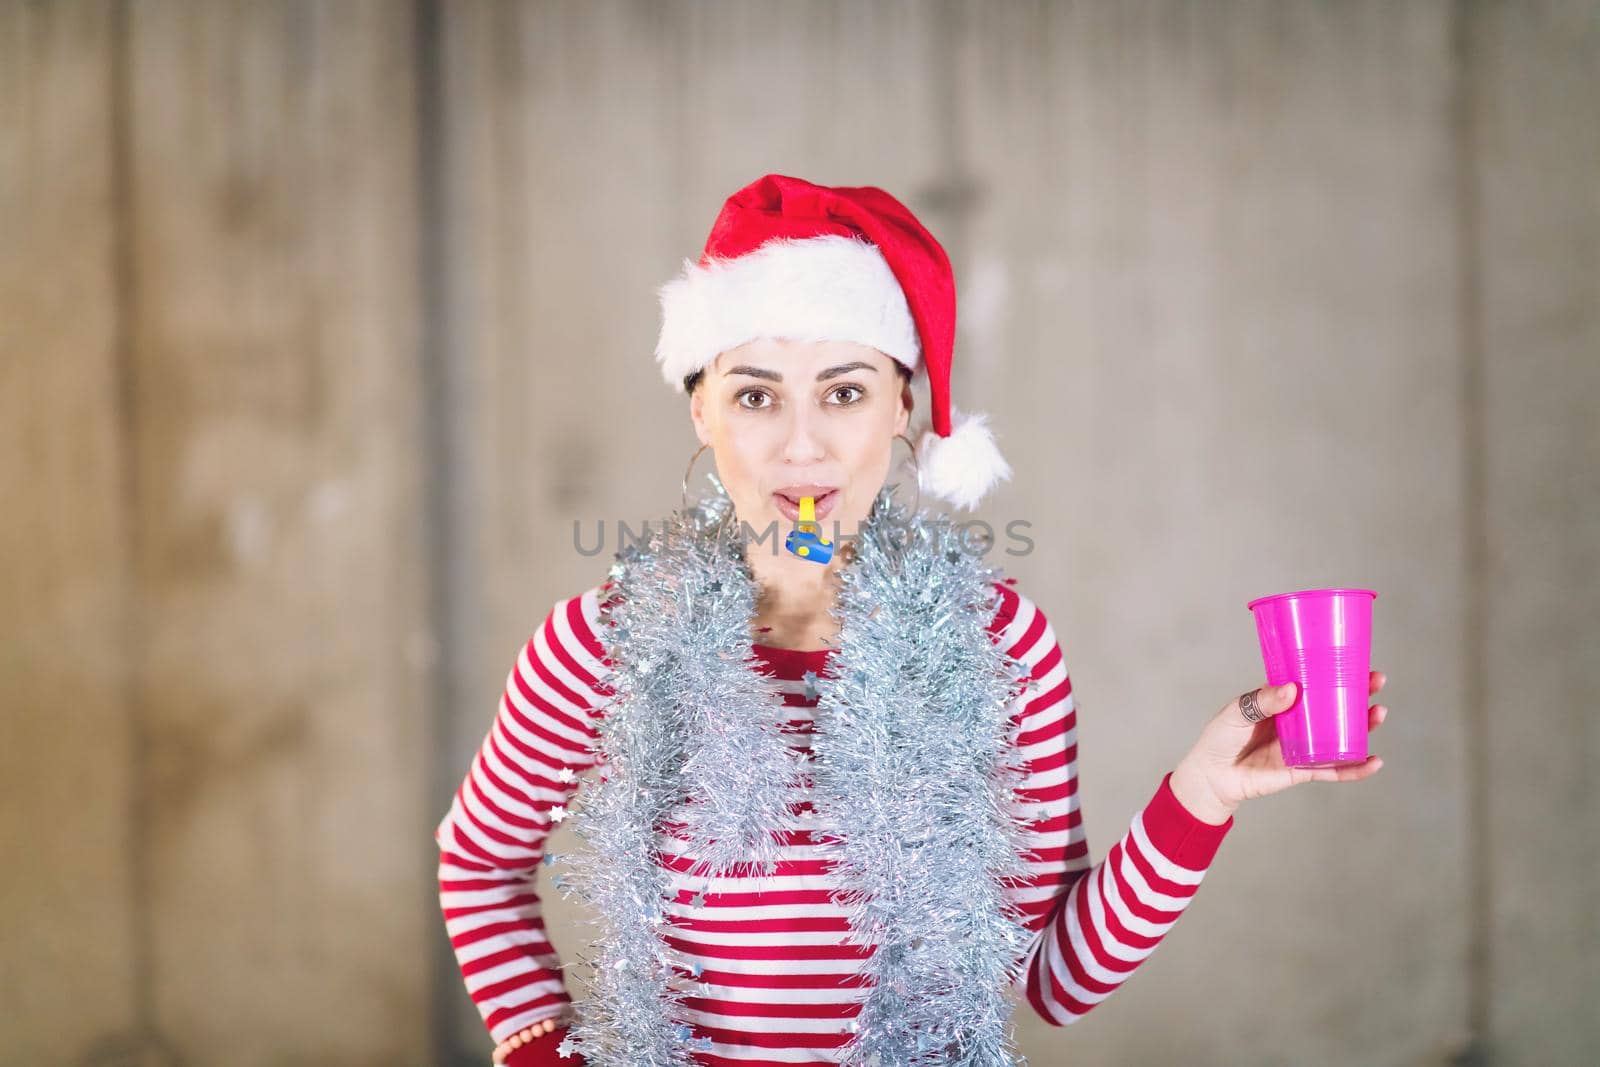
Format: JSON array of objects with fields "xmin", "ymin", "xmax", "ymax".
[
  {"xmin": 655, "ymin": 234, "xmax": 921, "ymax": 391},
  {"xmin": 916, "ymin": 406, "xmax": 1012, "ymax": 512}
]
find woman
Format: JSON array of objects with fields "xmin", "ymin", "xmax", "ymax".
[{"xmin": 435, "ymin": 175, "xmax": 1389, "ymax": 1066}]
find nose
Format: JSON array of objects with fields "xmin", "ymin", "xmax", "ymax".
[{"xmin": 780, "ymin": 406, "xmax": 827, "ymax": 464}]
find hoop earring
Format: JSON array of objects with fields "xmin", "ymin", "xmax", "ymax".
[
  {"xmin": 681, "ymin": 443, "xmax": 736, "ymax": 535},
  {"xmin": 893, "ymin": 432, "xmax": 923, "ymax": 515}
]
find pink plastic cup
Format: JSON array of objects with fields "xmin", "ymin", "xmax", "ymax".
[{"xmin": 1245, "ymin": 588, "xmax": 1377, "ymax": 768}]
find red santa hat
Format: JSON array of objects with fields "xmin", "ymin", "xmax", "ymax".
[{"xmin": 654, "ymin": 173, "xmax": 1011, "ymax": 512}]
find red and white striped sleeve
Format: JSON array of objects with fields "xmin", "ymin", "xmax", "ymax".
[
  {"xmin": 434, "ymin": 584, "xmax": 613, "ymax": 1048},
  {"xmin": 990, "ymin": 581, "xmax": 1234, "ymax": 1025}
]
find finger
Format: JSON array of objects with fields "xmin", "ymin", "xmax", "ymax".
[
  {"xmin": 1226, "ymin": 681, "xmax": 1299, "ymax": 729},
  {"xmin": 1300, "ymin": 754, "xmax": 1384, "ymax": 783},
  {"xmin": 1369, "ymin": 670, "xmax": 1386, "ymax": 696},
  {"xmin": 1368, "ymin": 703, "xmax": 1388, "ymax": 732}
]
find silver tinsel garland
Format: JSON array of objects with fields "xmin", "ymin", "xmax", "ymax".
[{"xmin": 550, "ymin": 480, "xmax": 1038, "ymax": 1065}]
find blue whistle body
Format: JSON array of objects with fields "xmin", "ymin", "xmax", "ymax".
[{"xmin": 784, "ymin": 495, "xmax": 833, "ymax": 564}]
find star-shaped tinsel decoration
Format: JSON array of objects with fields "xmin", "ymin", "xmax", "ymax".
[
  {"xmin": 542, "ymin": 852, "xmax": 560, "ymax": 867},
  {"xmin": 557, "ymin": 1036, "xmax": 577, "ymax": 1058},
  {"xmin": 566, "ymin": 483, "xmax": 1036, "ymax": 1063},
  {"xmin": 549, "ymin": 804, "xmax": 567, "ymax": 822},
  {"xmin": 557, "ymin": 766, "xmax": 576, "ymax": 783}
]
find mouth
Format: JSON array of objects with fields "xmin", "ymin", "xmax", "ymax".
[{"xmin": 773, "ymin": 488, "xmax": 840, "ymax": 522}]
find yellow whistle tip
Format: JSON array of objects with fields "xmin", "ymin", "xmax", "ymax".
[{"xmin": 798, "ymin": 495, "xmax": 816, "ymax": 523}]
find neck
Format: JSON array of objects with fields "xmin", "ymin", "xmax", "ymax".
[{"xmin": 742, "ymin": 537, "xmax": 855, "ymax": 649}]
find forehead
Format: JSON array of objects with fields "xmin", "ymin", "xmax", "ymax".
[{"xmin": 712, "ymin": 338, "xmax": 897, "ymax": 378}]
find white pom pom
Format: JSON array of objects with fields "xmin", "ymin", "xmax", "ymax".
[{"xmin": 916, "ymin": 407, "xmax": 1012, "ymax": 512}]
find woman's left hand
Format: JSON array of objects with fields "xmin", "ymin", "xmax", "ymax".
[{"xmin": 1169, "ymin": 671, "xmax": 1389, "ymax": 824}]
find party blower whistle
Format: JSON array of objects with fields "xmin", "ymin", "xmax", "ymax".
[{"xmin": 784, "ymin": 495, "xmax": 833, "ymax": 564}]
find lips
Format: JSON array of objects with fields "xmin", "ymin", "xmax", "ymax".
[{"xmin": 773, "ymin": 488, "xmax": 840, "ymax": 522}]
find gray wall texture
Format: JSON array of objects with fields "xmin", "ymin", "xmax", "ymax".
[{"xmin": 2, "ymin": 2, "xmax": 1595, "ymax": 1065}]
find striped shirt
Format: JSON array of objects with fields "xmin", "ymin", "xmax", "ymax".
[{"xmin": 436, "ymin": 579, "xmax": 1233, "ymax": 1063}]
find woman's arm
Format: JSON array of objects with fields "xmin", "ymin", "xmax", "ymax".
[
  {"xmin": 435, "ymin": 586, "xmax": 611, "ymax": 1062},
  {"xmin": 992, "ymin": 583, "xmax": 1233, "ymax": 1025}
]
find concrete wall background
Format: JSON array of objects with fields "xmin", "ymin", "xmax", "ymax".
[{"xmin": 2, "ymin": 2, "xmax": 1594, "ymax": 1065}]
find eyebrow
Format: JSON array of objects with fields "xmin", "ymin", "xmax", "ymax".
[{"xmin": 724, "ymin": 361, "xmax": 880, "ymax": 383}]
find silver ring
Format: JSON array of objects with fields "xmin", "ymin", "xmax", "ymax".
[
  {"xmin": 892, "ymin": 432, "xmax": 923, "ymax": 516},
  {"xmin": 1239, "ymin": 688, "xmax": 1267, "ymax": 723},
  {"xmin": 681, "ymin": 443, "xmax": 735, "ymax": 535}
]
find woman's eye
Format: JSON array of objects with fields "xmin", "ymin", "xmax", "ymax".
[
  {"xmin": 736, "ymin": 385, "xmax": 862, "ymax": 409},
  {"xmin": 736, "ymin": 389, "xmax": 772, "ymax": 410}
]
